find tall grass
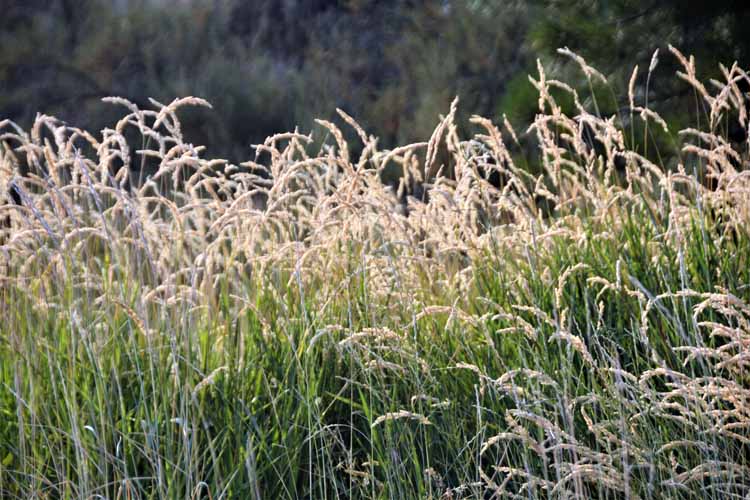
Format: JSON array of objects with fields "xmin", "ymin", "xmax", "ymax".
[{"xmin": 1, "ymin": 47, "xmax": 749, "ymax": 499}]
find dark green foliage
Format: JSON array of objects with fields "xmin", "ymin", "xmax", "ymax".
[{"xmin": 5, "ymin": 0, "xmax": 747, "ymax": 165}]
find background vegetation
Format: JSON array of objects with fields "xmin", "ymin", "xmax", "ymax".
[{"xmin": 2, "ymin": 0, "xmax": 749, "ymax": 162}]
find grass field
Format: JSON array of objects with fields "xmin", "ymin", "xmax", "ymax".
[{"xmin": 1, "ymin": 47, "xmax": 749, "ymax": 499}]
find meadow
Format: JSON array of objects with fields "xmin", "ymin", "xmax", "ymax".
[{"xmin": 1, "ymin": 47, "xmax": 749, "ymax": 499}]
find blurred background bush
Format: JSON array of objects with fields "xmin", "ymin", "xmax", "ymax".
[{"xmin": 1, "ymin": 0, "xmax": 748, "ymax": 163}]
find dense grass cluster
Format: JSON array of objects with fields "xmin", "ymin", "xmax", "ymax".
[{"xmin": 1, "ymin": 48, "xmax": 749, "ymax": 499}]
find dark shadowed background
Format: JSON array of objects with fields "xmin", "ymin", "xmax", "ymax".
[{"xmin": 1, "ymin": 0, "xmax": 749, "ymax": 163}]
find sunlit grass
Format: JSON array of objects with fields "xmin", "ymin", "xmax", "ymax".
[{"xmin": 1, "ymin": 47, "xmax": 749, "ymax": 498}]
